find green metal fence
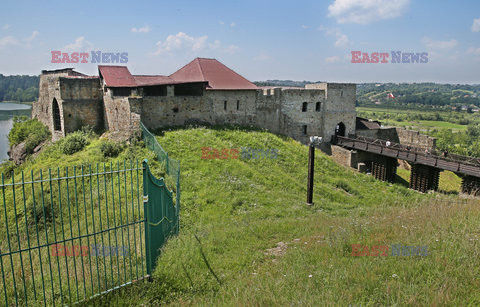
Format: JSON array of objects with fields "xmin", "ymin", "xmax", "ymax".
[
  {"xmin": 0, "ymin": 159, "xmax": 179, "ymax": 306},
  {"xmin": 140, "ymin": 122, "xmax": 180, "ymax": 233}
]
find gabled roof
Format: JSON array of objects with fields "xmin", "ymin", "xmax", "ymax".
[
  {"xmin": 98, "ymin": 65, "xmax": 137, "ymax": 87},
  {"xmin": 170, "ymin": 58, "xmax": 258, "ymax": 90}
]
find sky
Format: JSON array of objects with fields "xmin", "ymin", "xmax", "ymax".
[{"xmin": 0, "ymin": 0, "xmax": 479, "ymax": 83}]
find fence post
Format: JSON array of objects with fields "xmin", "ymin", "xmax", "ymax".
[
  {"xmin": 142, "ymin": 160, "xmax": 152, "ymax": 278},
  {"xmin": 176, "ymin": 167, "xmax": 180, "ymax": 234},
  {"xmin": 166, "ymin": 153, "xmax": 169, "ymax": 174}
]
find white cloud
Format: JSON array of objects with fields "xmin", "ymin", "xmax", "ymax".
[
  {"xmin": 230, "ymin": 22, "xmax": 236, "ymax": 27},
  {"xmin": 63, "ymin": 36, "xmax": 93, "ymax": 52},
  {"xmin": 131, "ymin": 25, "xmax": 151, "ymax": 33},
  {"xmin": 254, "ymin": 50, "xmax": 272, "ymax": 61},
  {"xmin": 328, "ymin": 0, "xmax": 410, "ymax": 24},
  {"xmin": 219, "ymin": 20, "xmax": 225, "ymax": 25},
  {"xmin": 318, "ymin": 25, "xmax": 351, "ymax": 48},
  {"xmin": 0, "ymin": 36, "xmax": 17, "ymax": 48},
  {"xmin": 24, "ymin": 30, "xmax": 39, "ymax": 46},
  {"xmin": 301, "ymin": 25, "xmax": 309, "ymax": 29},
  {"xmin": 466, "ymin": 47, "xmax": 480, "ymax": 55},
  {"xmin": 423, "ymin": 37, "xmax": 457, "ymax": 49},
  {"xmin": 325, "ymin": 56, "xmax": 340, "ymax": 63},
  {"xmin": 335, "ymin": 34, "xmax": 350, "ymax": 48},
  {"xmin": 2, "ymin": 24, "xmax": 10, "ymax": 30},
  {"xmin": 472, "ymin": 18, "xmax": 480, "ymax": 32},
  {"xmin": 154, "ymin": 32, "xmax": 235, "ymax": 55}
]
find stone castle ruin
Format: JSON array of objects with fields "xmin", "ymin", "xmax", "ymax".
[{"xmin": 32, "ymin": 58, "xmax": 357, "ymax": 145}]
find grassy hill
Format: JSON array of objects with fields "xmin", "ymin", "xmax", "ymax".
[{"xmin": 84, "ymin": 126, "xmax": 480, "ymax": 306}]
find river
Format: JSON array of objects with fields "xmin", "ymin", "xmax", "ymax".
[{"xmin": 0, "ymin": 103, "xmax": 32, "ymax": 162}]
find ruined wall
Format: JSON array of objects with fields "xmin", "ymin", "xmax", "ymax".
[
  {"xmin": 33, "ymin": 71, "xmax": 67, "ymax": 140},
  {"xmin": 395, "ymin": 127, "xmax": 436, "ymax": 149},
  {"xmin": 356, "ymin": 127, "xmax": 400, "ymax": 143},
  {"xmin": 331, "ymin": 145, "xmax": 378, "ymax": 169},
  {"xmin": 356, "ymin": 127, "xmax": 436, "ymax": 149},
  {"xmin": 59, "ymin": 77, "xmax": 103, "ymax": 133}
]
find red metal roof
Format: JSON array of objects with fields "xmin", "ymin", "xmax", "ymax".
[
  {"xmin": 133, "ymin": 75, "xmax": 175, "ymax": 86},
  {"xmin": 98, "ymin": 65, "xmax": 137, "ymax": 87},
  {"xmin": 133, "ymin": 75, "xmax": 205, "ymax": 86},
  {"xmin": 170, "ymin": 58, "xmax": 258, "ymax": 90}
]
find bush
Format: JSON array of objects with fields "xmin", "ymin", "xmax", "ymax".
[
  {"xmin": 60, "ymin": 131, "xmax": 90, "ymax": 155},
  {"xmin": 99, "ymin": 140, "xmax": 124, "ymax": 158},
  {"xmin": 8, "ymin": 117, "xmax": 50, "ymax": 154},
  {"xmin": 0, "ymin": 161, "xmax": 16, "ymax": 179}
]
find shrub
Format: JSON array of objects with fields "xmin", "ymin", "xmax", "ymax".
[
  {"xmin": 60, "ymin": 131, "xmax": 90, "ymax": 155},
  {"xmin": 99, "ymin": 140, "xmax": 124, "ymax": 158},
  {"xmin": 8, "ymin": 117, "xmax": 50, "ymax": 154},
  {"xmin": 0, "ymin": 161, "xmax": 16, "ymax": 179}
]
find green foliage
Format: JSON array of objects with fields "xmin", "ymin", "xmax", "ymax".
[
  {"xmin": 0, "ymin": 161, "xmax": 16, "ymax": 179},
  {"xmin": 0, "ymin": 74, "xmax": 39, "ymax": 102},
  {"xmin": 8, "ymin": 117, "xmax": 50, "ymax": 154},
  {"xmin": 356, "ymin": 82, "xmax": 480, "ymax": 107},
  {"xmin": 60, "ymin": 131, "xmax": 90, "ymax": 155},
  {"xmin": 99, "ymin": 139, "xmax": 124, "ymax": 158}
]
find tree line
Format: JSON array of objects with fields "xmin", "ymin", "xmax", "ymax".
[{"xmin": 0, "ymin": 74, "xmax": 39, "ymax": 102}]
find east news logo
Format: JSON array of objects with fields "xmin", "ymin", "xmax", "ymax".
[
  {"xmin": 351, "ymin": 51, "xmax": 428, "ymax": 63},
  {"xmin": 51, "ymin": 51, "xmax": 128, "ymax": 63}
]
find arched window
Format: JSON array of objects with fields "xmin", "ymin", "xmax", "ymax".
[
  {"xmin": 302, "ymin": 102, "xmax": 308, "ymax": 112},
  {"xmin": 315, "ymin": 102, "xmax": 321, "ymax": 112},
  {"xmin": 52, "ymin": 98, "xmax": 61, "ymax": 131},
  {"xmin": 335, "ymin": 122, "xmax": 346, "ymax": 137}
]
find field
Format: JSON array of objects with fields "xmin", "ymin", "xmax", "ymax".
[
  {"xmin": 1, "ymin": 126, "xmax": 479, "ymax": 305},
  {"xmin": 84, "ymin": 126, "xmax": 480, "ymax": 306},
  {"xmin": 357, "ymin": 106, "xmax": 479, "ymax": 133}
]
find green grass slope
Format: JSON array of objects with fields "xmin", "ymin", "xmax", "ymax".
[{"xmin": 90, "ymin": 127, "xmax": 480, "ymax": 306}]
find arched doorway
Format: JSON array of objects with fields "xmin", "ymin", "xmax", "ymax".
[
  {"xmin": 335, "ymin": 122, "xmax": 346, "ymax": 137},
  {"xmin": 52, "ymin": 98, "xmax": 61, "ymax": 131}
]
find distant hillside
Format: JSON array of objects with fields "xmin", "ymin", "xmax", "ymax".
[
  {"xmin": 0, "ymin": 74, "xmax": 39, "ymax": 102},
  {"xmin": 255, "ymin": 80, "xmax": 480, "ymax": 108},
  {"xmin": 356, "ymin": 83, "xmax": 480, "ymax": 107}
]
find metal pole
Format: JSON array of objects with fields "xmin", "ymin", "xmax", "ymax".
[{"xmin": 307, "ymin": 143, "xmax": 315, "ymax": 205}]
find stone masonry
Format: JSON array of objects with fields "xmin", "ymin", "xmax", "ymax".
[{"xmin": 32, "ymin": 60, "xmax": 357, "ymax": 145}]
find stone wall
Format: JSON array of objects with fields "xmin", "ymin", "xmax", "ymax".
[
  {"xmin": 279, "ymin": 89, "xmax": 325, "ymax": 143},
  {"xmin": 356, "ymin": 127, "xmax": 436, "ymax": 149},
  {"xmin": 356, "ymin": 127, "xmax": 400, "ymax": 143},
  {"xmin": 33, "ymin": 71, "xmax": 103, "ymax": 140},
  {"xmin": 331, "ymin": 145, "xmax": 378, "ymax": 169},
  {"xmin": 60, "ymin": 77, "xmax": 103, "ymax": 133},
  {"xmin": 395, "ymin": 127, "xmax": 436, "ymax": 149},
  {"xmin": 208, "ymin": 90, "xmax": 257, "ymax": 126},
  {"xmin": 35, "ymin": 69, "xmax": 358, "ymax": 146},
  {"xmin": 103, "ymin": 90, "xmax": 140, "ymax": 133},
  {"xmin": 307, "ymin": 83, "xmax": 357, "ymax": 143}
]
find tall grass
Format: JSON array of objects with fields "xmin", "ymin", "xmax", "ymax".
[{"xmin": 90, "ymin": 126, "xmax": 480, "ymax": 306}]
